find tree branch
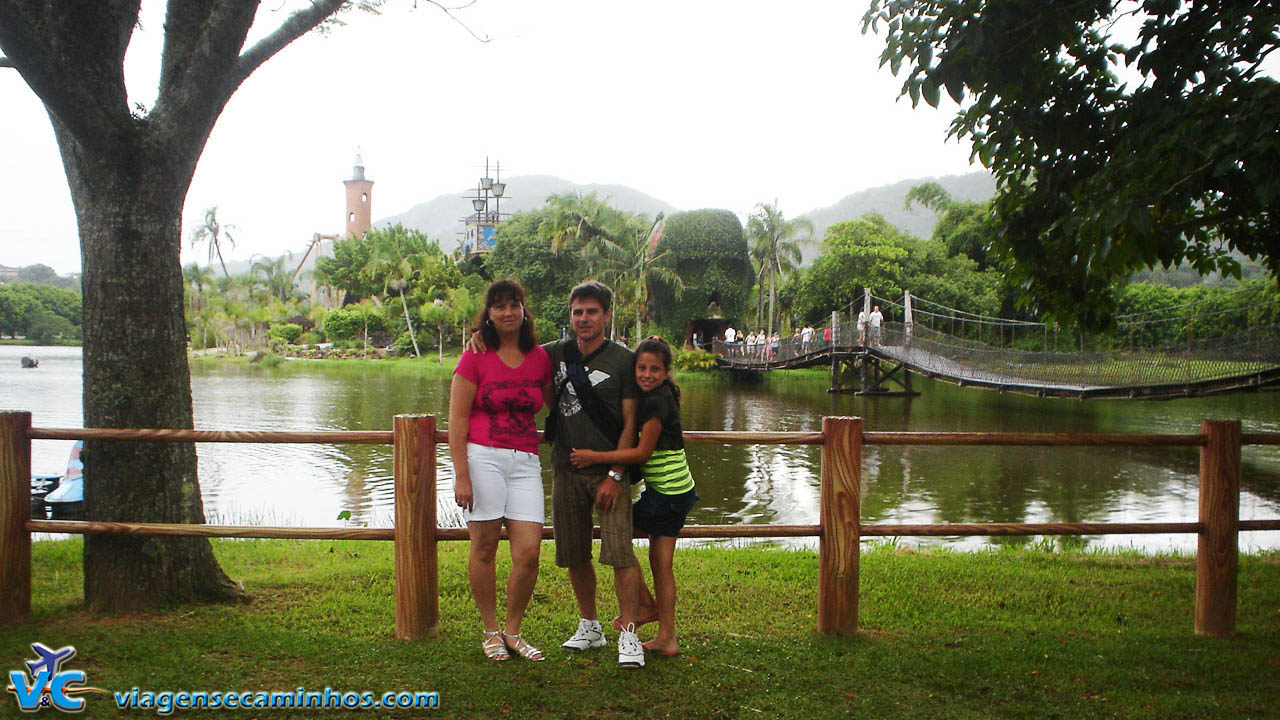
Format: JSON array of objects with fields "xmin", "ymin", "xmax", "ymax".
[
  {"xmin": 230, "ymin": 0, "xmax": 347, "ymax": 88},
  {"xmin": 152, "ymin": 0, "xmax": 259, "ymax": 140},
  {"xmin": 0, "ymin": 1, "xmax": 138, "ymax": 156},
  {"xmin": 422, "ymin": 0, "xmax": 490, "ymax": 43}
]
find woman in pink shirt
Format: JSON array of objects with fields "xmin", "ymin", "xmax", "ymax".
[{"xmin": 449, "ymin": 279, "xmax": 553, "ymax": 661}]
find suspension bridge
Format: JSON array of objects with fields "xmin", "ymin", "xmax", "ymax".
[{"xmin": 713, "ymin": 290, "xmax": 1280, "ymax": 399}]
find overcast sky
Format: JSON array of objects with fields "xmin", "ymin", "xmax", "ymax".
[{"xmin": 0, "ymin": 0, "xmax": 978, "ymax": 275}]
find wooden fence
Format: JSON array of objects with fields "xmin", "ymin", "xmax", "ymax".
[{"xmin": 2, "ymin": 412, "xmax": 1278, "ymax": 639}]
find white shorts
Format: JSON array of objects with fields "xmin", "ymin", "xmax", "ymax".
[{"xmin": 463, "ymin": 443, "xmax": 545, "ymax": 524}]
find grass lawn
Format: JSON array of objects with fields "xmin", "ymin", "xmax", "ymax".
[{"xmin": 3, "ymin": 539, "xmax": 1277, "ymax": 718}]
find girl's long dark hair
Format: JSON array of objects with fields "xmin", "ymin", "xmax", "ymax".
[
  {"xmin": 635, "ymin": 336, "xmax": 680, "ymax": 405},
  {"xmin": 474, "ymin": 279, "xmax": 536, "ymax": 353}
]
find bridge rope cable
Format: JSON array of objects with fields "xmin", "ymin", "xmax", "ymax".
[
  {"xmin": 1113, "ymin": 281, "xmax": 1278, "ymax": 320},
  {"xmin": 717, "ymin": 286, "xmax": 1280, "ymax": 393},
  {"xmin": 1116, "ymin": 299, "xmax": 1280, "ymax": 327},
  {"xmin": 907, "ymin": 295, "xmax": 1046, "ymax": 326}
]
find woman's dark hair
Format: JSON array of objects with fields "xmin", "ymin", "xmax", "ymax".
[
  {"xmin": 475, "ymin": 279, "xmax": 536, "ymax": 352},
  {"xmin": 635, "ymin": 336, "xmax": 680, "ymax": 404}
]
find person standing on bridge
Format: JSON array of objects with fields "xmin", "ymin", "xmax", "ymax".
[
  {"xmin": 869, "ymin": 306, "xmax": 883, "ymax": 345},
  {"xmin": 857, "ymin": 309, "xmax": 868, "ymax": 345}
]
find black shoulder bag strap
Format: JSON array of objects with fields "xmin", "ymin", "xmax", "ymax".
[{"xmin": 545, "ymin": 340, "xmax": 615, "ymax": 443}]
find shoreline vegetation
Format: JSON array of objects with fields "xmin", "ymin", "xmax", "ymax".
[
  {"xmin": 188, "ymin": 349, "xmax": 743, "ymax": 382},
  {"xmin": 6, "ymin": 539, "xmax": 1277, "ymax": 718},
  {"xmin": 0, "ymin": 338, "xmax": 80, "ymax": 346}
]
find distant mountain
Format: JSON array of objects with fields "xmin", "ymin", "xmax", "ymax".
[
  {"xmin": 216, "ymin": 171, "xmax": 996, "ymax": 281},
  {"xmin": 377, "ymin": 174, "xmax": 682, "ymax": 250},
  {"xmin": 798, "ymin": 171, "xmax": 996, "ymax": 265}
]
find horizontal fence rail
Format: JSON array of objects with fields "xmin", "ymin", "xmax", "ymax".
[{"xmin": 2, "ymin": 412, "xmax": 1278, "ymax": 640}]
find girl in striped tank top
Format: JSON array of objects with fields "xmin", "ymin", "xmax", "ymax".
[{"xmin": 570, "ymin": 336, "xmax": 697, "ymax": 657}]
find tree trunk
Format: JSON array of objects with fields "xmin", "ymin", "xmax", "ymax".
[
  {"xmin": 58, "ymin": 127, "xmax": 243, "ymax": 611},
  {"xmin": 756, "ymin": 269, "xmax": 766, "ymax": 330},
  {"xmin": 399, "ymin": 288, "xmax": 420, "ymax": 358},
  {"xmin": 767, "ymin": 262, "xmax": 777, "ymax": 338}
]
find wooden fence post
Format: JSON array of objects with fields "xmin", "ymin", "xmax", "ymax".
[
  {"xmin": 0, "ymin": 412, "xmax": 32, "ymax": 626},
  {"xmin": 818, "ymin": 416, "xmax": 861, "ymax": 635},
  {"xmin": 1196, "ymin": 418, "xmax": 1241, "ymax": 637},
  {"xmin": 394, "ymin": 414, "xmax": 438, "ymax": 639}
]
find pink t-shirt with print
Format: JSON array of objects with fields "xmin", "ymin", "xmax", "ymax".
[{"xmin": 454, "ymin": 346, "xmax": 552, "ymax": 454}]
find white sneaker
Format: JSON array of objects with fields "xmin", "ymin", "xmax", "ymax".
[
  {"xmin": 617, "ymin": 623, "xmax": 645, "ymax": 668},
  {"xmin": 561, "ymin": 618, "xmax": 607, "ymax": 651}
]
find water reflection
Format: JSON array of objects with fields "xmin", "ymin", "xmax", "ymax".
[{"xmin": 3, "ymin": 345, "xmax": 1278, "ymax": 551}]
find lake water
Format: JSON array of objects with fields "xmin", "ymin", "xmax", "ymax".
[{"xmin": 4, "ymin": 345, "xmax": 1279, "ymax": 552}]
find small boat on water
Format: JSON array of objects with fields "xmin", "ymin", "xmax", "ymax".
[
  {"xmin": 30, "ymin": 441, "xmax": 85, "ymax": 521},
  {"xmin": 20, "ymin": 356, "xmax": 38, "ymax": 368}
]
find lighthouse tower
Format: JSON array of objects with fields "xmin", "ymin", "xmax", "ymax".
[{"xmin": 343, "ymin": 151, "xmax": 374, "ymax": 238}]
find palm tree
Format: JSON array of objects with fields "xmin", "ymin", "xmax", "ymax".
[
  {"xmin": 746, "ymin": 201, "xmax": 813, "ymax": 337},
  {"xmin": 183, "ymin": 262, "xmax": 216, "ymax": 319},
  {"xmin": 361, "ymin": 228, "xmax": 435, "ymax": 358},
  {"xmin": 541, "ymin": 192, "xmax": 631, "ymax": 253},
  {"xmin": 419, "ymin": 296, "xmax": 450, "ymax": 365},
  {"xmin": 183, "ymin": 262, "xmax": 215, "ymax": 296},
  {"xmin": 189, "ymin": 206, "xmax": 237, "ymax": 279},
  {"xmin": 446, "ymin": 286, "xmax": 482, "ymax": 350},
  {"xmin": 250, "ymin": 255, "xmax": 296, "ymax": 303},
  {"xmin": 581, "ymin": 214, "xmax": 683, "ymax": 342}
]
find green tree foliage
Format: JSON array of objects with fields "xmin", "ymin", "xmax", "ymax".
[
  {"xmin": 267, "ymin": 322, "xmax": 303, "ymax": 345},
  {"xmin": 322, "ymin": 302, "xmax": 389, "ymax": 342},
  {"xmin": 581, "ymin": 213, "xmax": 683, "ymax": 341},
  {"xmin": 649, "ymin": 209, "xmax": 754, "ymax": 338},
  {"xmin": 25, "ymin": 308, "xmax": 77, "ymax": 343},
  {"xmin": 1114, "ymin": 278, "xmax": 1280, "ymax": 349},
  {"xmin": 0, "ymin": 282, "xmax": 82, "ymax": 338},
  {"xmin": 16, "ymin": 263, "xmax": 78, "ymax": 290},
  {"xmin": 904, "ymin": 182, "xmax": 995, "ymax": 270},
  {"xmin": 418, "ymin": 300, "xmax": 450, "ymax": 363},
  {"xmin": 863, "ymin": 0, "xmax": 1280, "ymax": 328},
  {"xmin": 800, "ymin": 214, "xmax": 910, "ymax": 316},
  {"xmin": 541, "ymin": 192, "xmax": 630, "ymax": 252},
  {"xmin": 315, "ymin": 235, "xmax": 381, "ymax": 304},
  {"xmin": 359, "ymin": 224, "xmax": 458, "ymax": 358},
  {"xmin": 0, "ymin": 285, "xmax": 33, "ymax": 337},
  {"xmin": 251, "ymin": 255, "xmax": 298, "ymax": 304},
  {"xmin": 796, "ymin": 213, "xmax": 999, "ymax": 322}
]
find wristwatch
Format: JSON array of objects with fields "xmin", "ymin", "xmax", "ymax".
[{"xmin": 607, "ymin": 469, "xmax": 624, "ymax": 483}]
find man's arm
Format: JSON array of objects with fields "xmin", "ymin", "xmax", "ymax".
[
  {"xmin": 572, "ymin": 415, "xmax": 660, "ymax": 468},
  {"xmin": 594, "ymin": 395, "xmax": 639, "ymax": 512}
]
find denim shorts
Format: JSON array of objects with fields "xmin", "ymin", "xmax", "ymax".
[{"xmin": 632, "ymin": 487, "xmax": 699, "ymax": 538}]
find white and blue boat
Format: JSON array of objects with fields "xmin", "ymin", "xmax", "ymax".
[{"xmin": 30, "ymin": 440, "xmax": 85, "ymax": 520}]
